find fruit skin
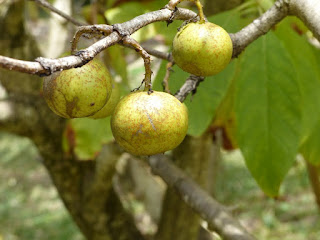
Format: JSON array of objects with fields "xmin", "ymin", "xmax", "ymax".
[
  {"xmin": 89, "ymin": 80, "xmax": 120, "ymax": 119},
  {"xmin": 111, "ymin": 91, "xmax": 188, "ymax": 156},
  {"xmin": 172, "ymin": 21, "xmax": 233, "ymax": 77},
  {"xmin": 43, "ymin": 59, "xmax": 112, "ymax": 118}
]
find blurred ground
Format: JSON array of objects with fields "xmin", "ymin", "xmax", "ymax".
[
  {"xmin": 0, "ymin": 132, "xmax": 83, "ymax": 240},
  {"xmin": 215, "ymin": 151, "xmax": 320, "ymax": 240},
  {"xmin": 0, "ymin": 131, "xmax": 319, "ymax": 240}
]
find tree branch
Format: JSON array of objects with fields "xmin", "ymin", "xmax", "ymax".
[
  {"xmin": 0, "ymin": 8, "xmax": 196, "ymax": 75},
  {"xmin": 148, "ymin": 155, "xmax": 255, "ymax": 240},
  {"xmin": 289, "ymin": 0, "xmax": 320, "ymax": 41},
  {"xmin": 231, "ymin": 0, "xmax": 289, "ymax": 57},
  {"xmin": 174, "ymin": 75, "xmax": 204, "ymax": 102},
  {"xmin": 2, "ymin": 0, "xmax": 320, "ymax": 75}
]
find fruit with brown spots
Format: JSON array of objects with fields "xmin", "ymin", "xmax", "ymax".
[
  {"xmin": 43, "ymin": 59, "xmax": 112, "ymax": 118},
  {"xmin": 89, "ymin": 80, "xmax": 120, "ymax": 119},
  {"xmin": 111, "ymin": 91, "xmax": 188, "ymax": 156},
  {"xmin": 172, "ymin": 21, "xmax": 233, "ymax": 76}
]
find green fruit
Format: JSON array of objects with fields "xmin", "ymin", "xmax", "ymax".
[
  {"xmin": 89, "ymin": 80, "xmax": 120, "ymax": 119},
  {"xmin": 172, "ymin": 21, "xmax": 233, "ymax": 76},
  {"xmin": 43, "ymin": 59, "xmax": 112, "ymax": 118},
  {"xmin": 111, "ymin": 91, "xmax": 188, "ymax": 156}
]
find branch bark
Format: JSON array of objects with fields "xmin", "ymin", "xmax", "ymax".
[
  {"xmin": 155, "ymin": 135, "xmax": 214, "ymax": 240},
  {"xmin": 148, "ymin": 155, "xmax": 255, "ymax": 240},
  {"xmin": 1, "ymin": 0, "xmax": 320, "ymax": 76},
  {"xmin": 230, "ymin": 0, "xmax": 289, "ymax": 57},
  {"xmin": 289, "ymin": 0, "xmax": 320, "ymax": 41},
  {"xmin": 0, "ymin": 8, "xmax": 196, "ymax": 75}
]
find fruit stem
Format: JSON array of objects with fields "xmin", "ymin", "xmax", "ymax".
[
  {"xmin": 162, "ymin": 62, "xmax": 173, "ymax": 94},
  {"xmin": 121, "ymin": 36, "xmax": 153, "ymax": 92},
  {"xmin": 194, "ymin": 0, "xmax": 205, "ymax": 23},
  {"xmin": 169, "ymin": 0, "xmax": 205, "ymax": 23}
]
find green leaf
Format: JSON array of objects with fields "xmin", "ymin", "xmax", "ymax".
[
  {"xmin": 300, "ymin": 120, "xmax": 320, "ymax": 165},
  {"xmin": 63, "ymin": 118, "xmax": 114, "ymax": 160},
  {"xmin": 105, "ymin": 2, "xmax": 157, "ymax": 42},
  {"xmin": 107, "ymin": 45, "xmax": 128, "ymax": 86},
  {"xmin": 275, "ymin": 17, "xmax": 320, "ymax": 143},
  {"xmin": 207, "ymin": 9, "xmax": 247, "ymax": 33},
  {"xmin": 235, "ymin": 32, "xmax": 301, "ymax": 196}
]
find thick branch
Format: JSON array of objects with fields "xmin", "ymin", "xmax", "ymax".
[
  {"xmin": 231, "ymin": 0, "xmax": 289, "ymax": 57},
  {"xmin": 148, "ymin": 155, "xmax": 255, "ymax": 240},
  {"xmin": 289, "ymin": 0, "xmax": 320, "ymax": 41}
]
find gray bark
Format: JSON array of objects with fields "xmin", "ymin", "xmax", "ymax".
[{"xmin": 155, "ymin": 134, "xmax": 213, "ymax": 240}]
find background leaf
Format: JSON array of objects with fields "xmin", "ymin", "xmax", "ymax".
[
  {"xmin": 235, "ymin": 32, "xmax": 301, "ymax": 196},
  {"xmin": 275, "ymin": 17, "xmax": 320, "ymax": 166},
  {"xmin": 300, "ymin": 120, "xmax": 320, "ymax": 166},
  {"xmin": 275, "ymin": 17, "xmax": 320, "ymax": 143},
  {"xmin": 63, "ymin": 118, "xmax": 114, "ymax": 160},
  {"xmin": 107, "ymin": 45, "xmax": 128, "ymax": 87}
]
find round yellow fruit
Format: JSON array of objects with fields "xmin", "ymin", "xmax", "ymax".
[
  {"xmin": 43, "ymin": 59, "xmax": 112, "ymax": 118},
  {"xmin": 111, "ymin": 91, "xmax": 188, "ymax": 156},
  {"xmin": 172, "ymin": 21, "xmax": 233, "ymax": 76},
  {"xmin": 89, "ymin": 80, "xmax": 120, "ymax": 119}
]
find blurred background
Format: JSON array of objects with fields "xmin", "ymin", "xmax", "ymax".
[{"xmin": 1, "ymin": 0, "xmax": 320, "ymax": 240}]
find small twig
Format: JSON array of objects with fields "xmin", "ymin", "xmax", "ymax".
[
  {"xmin": 30, "ymin": 0, "xmax": 87, "ymax": 26},
  {"xmin": 175, "ymin": 75, "xmax": 204, "ymax": 102},
  {"xmin": 71, "ymin": 25, "xmax": 114, "ymax": 54},
  {"xmin": 143, "ymin": 47, "xmax": 173, "ymax": 62},
  {"xmin": 165, "ymin": 0, "xmax": 182, "ymax": 10},
  {"xmin": 148, "ymin": 155, "xmax": 255, "ymax": 240},
  {"xmin": 162, "ymin": 61, "xmax": 174, "ymax": 94},
  {"xmin": 121, "ymin": 36, "xmax": 153, "ymax": 92}
]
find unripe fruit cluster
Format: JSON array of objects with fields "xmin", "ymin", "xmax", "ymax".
[
  {"xmin": 43, "ymin": 60, "xmax": 188, "ymax": 156},
  {"xmin": 43, "ymin": 20, "xmax": 232, "ymax": 156}
]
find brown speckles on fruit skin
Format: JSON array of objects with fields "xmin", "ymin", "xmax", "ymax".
[
  {"xmin": 42, "ymin": 59, "xmax": 112, "ymax": 118},
  {"xmin": 111, "ymin": 91, "xmax": 188, "ymax": 156},
  {"xmin": 172, "ymin": 22, "xmax": 233, "ymax": 77}
]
